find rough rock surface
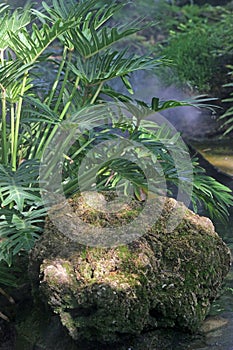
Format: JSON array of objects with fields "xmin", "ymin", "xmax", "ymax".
[{"xmin": 29, "ymin": 194, "xmax": 231, "ymax": 344}]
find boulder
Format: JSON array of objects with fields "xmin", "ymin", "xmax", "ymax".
[{"xmin": 29, "ymin": 193, "xmax": 231, "ymax": 344}]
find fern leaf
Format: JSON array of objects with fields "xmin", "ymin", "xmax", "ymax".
[
  {"xmin": 8, "ymin": 19, "xmax": 75, "ymax": 63},
  {"xmin": 0, "ymin": 6, "xmax": 30, "ymax": 50}
]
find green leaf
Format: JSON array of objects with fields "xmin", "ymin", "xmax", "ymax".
[
  {"xmin": 70, "ymin": 50, "xmax": 163, "ymax": 86},
  {"xmin": 121, "ymin": 75, "xmax": 134, "ymax": 95},
  {"xmin": 150, "ymin": 95, "xmax": 218, "ymax": 112},
  {"xmin": 151, "ymin": 97, "xmax": 159, "ymax": 110},
  {"xmin": 192, "ymin": 170, "xmax": 233, "ymax": 222},
  {"xmin": 8, "ymin": 19, "xmax": 75, "ymax": 63},
  {"xmin": 0, "ymin": 161, "xmax": 40, "ymax": 211},
  {"xmin": 23, "ymin": 96, "xmax": 59, "ymax": 123},
  {"xmin": 70, "ymin": 21, "xmax": 147, "ymax": 59},
  {"xmin": 0, "ymin": 6, "xmax": 31, "ymax": 50},
  {"xmin": 0, "ymin": 206, "xmax": 45, "ymax": 265}
]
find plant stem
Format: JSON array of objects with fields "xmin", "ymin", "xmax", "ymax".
[
  {"xmin": 90, "ymin": 82, "xmax": 104, "ymax": 105},
  {"xmin": 41, "ymin": 79, "xmax": 103, "ymax": 180},
  {"xmin": 0, "ymin": 49, "xmax": 4, "ymax": 66},
  {"xmin": 34, "ymin": 49, "xmax": 73, "ymax": 159},
  {"xmin": 0, "ymin": 84, "xmax": 7, "ymax": 165},
  {"xmin": 0, "ymin": 49, "xmax": 8, "ymax": 165},
  {"xmin": 54, "ymin": 49, "xmax": 73, "ymax": 113},
  {"xmin": 59, "ymin": 76, "xmax": 80, "ymax": 119},
  {"xmin": 10, "ymin": 103, "xmax": 15, "ymax": 160},
  {"xmin": 12, "ymin": 73, "xmax": 28, "ymax": 170},
  {"xmin": 46, "ymin": 46, "xmax": 68, "ymax": 108},
  {"xmin": 35, "ymin": 75, "xmax": 80, "ymax": 161},
  {"xmin": 29, "ymin": 49, "xmax": 69, "ymax": 159}
]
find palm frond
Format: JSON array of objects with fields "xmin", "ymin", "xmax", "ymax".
[
  {"xmin": 219, "ymin": 79, "xmax": 233, "ymax": 135},
  {"xmin": 151, "ymin": 95, "xmax": 218, "ymax": 112},
  {"xmin": 8, "ymin": 19, "xmax": 75, "ymax": 63},
  {"xmin": 69, "ymin": 20, "xmax": 147, "ymax": 59},
  {"xmin": 0, "ymin": 3, "xmax": 9, "ymax": 14},
  {"xmin": 34, "ymin": 0, "xmax": 98, "ymax": 22},
  {"xmin": 0, "ymin": 5, "xmax": 31, "ymax": 50},
  {"xmin": 35, "ymin": 0, "xmax": 148, "ymax": 57},
  {"xmin": 0, "ymin": 60, "xmax": 34, "ymax": 89},
  {"xmin": 192, "ymin": 170, "xmax": 233, "ymax": 223},
  {"xmin": 23, "ymin": 96, "xmax": 60, "ymax": 123},
  {"xmin": 70, "ymin": 51, "xmax": 164, "ymax": 85},
  {"xmin": 101, "ymin": 84, "xmax": 133, "ymax": 102},
  {"xmin": 4, "ymin": 79, "xmax": 33, "ymax": 103}
]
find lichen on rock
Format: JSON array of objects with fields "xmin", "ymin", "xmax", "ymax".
[{"xmin": 29, "ymin": 193, "xmax": 231, "ymax": 344}]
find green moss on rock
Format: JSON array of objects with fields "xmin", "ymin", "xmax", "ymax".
[{"xmin": 29, "ymin": 193, "xmax": 231, "ymax": 343}]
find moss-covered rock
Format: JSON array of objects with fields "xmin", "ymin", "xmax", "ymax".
[{"xmin": 29, "ymin": 193, "xmax": 231, "ymax": 344}]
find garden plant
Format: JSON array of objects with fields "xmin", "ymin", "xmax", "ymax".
[{"xmin": 0, "ymin": 0, "xmax": 232, "ymax": 296}]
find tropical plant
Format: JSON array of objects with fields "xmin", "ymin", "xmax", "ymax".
[
  {"xmin": 219, "ymin": 66, "xmax": 233, "ymax": 135},
  {"xmin": 0, "ymin": 0, "xmax": 232, "ymax": 285}
]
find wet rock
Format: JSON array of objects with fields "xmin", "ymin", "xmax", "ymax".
[{"xmin": 29, "ymin": 194, "xmax": 231, "ymax": 344}]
